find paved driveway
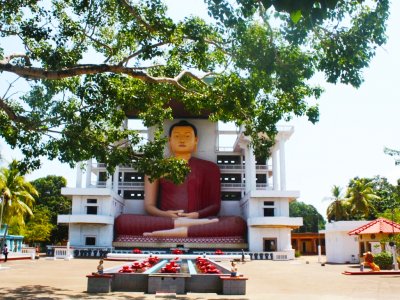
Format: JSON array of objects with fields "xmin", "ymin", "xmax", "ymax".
[{"xmin": 0, "ymin": 256, "xmax": 399, "ymax": 299}]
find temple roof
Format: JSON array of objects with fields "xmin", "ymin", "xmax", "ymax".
[{"xmin": 348, "ymin": 218, "xmax": 400, "ymax": 235}]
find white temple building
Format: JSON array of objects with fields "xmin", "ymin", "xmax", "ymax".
[{"xmin": 58, "ymin": 118, "xmax": 302, "ymax": 259}]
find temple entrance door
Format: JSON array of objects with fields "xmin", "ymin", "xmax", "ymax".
[{"xmin": 263, "ymin": 238, "xmax": 277, "ymax": 252}]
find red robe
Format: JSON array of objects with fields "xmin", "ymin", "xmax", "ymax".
[{"xmin": 115, "ymin": 157, "xmax": 246, "ymax": 237}]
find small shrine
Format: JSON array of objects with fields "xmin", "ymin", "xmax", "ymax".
[{"xmin": 348, "ymin": 218, "xmax": 400, "ymax": 256}]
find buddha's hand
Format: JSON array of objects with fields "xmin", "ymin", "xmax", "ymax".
[
  {"xmin": 177, "ymin": 212, "xmax": 199, "ymax": 219},
  {"xmin": 165, "ymin": 210, "xmax": 184, "ymax": 218}
]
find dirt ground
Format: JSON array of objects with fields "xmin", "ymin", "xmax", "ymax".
[{"xmin": 0, "ymin": 255, "xmax": 399, "ymax": 299}]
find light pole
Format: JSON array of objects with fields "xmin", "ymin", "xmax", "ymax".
[
  {"xmin": 0, "ymin": 195, "xmax": 6, "ymax": 254},
  {"xmin": 390, "ymin": 206, "xmax": 399, "ymax": 270}
]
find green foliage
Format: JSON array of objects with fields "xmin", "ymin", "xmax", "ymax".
[
  {"xmin": 373, "ymin": 251, "xmax": 393, "ymax": 270},
  {"xmin": 326, "ymin": 177, "xmax": 399, "ymax": 221},
  {"xmin": 30, "ymin": 175, "xmax": 70, "ymax": 243},
  {"xmin": 22, "ymin": 206, "xmax": 55, "ymax": 244},
  {"xmin": 0, "ymin": 160, "xmax": 38, "ymax": 230},
  {"xmin": 327, "ymin": 185, "xmax": 350, "ymax": 222},
  {"xmin": 368, "ymin": 176, "xmax": 399, "ymax": 219},
  {"xmin": 345, "ymin": 177, "xmax": 380, "ymax": 220},
  {"xmin": 290, "ymin": 201, "xmax": 325, "ymax": 232},
  {"xmin": 0, "ymin": 0, "xmax": 390, "ymax": 180}
]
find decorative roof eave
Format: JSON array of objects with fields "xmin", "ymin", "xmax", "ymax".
[{"xmin": 348, "ymin": 218, "xmax": 400, "ymax": 235}]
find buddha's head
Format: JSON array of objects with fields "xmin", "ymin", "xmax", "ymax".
[{"xmin": 168, "ymin": 120, "xmax": 198, "ymax": 159}]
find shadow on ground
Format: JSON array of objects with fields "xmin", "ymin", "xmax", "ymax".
[
  {"xmin": 0, "ymin": 285, "xmax": 146, "ymax": 299},
  {"xmin": 0, "ymin": 286, "xmax": 249, "ymax": 300}
]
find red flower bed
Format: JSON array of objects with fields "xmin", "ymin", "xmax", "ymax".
[
  {"xmin": 195, "ymin": 257, "xmax": 221, "ymax": 274},
  {"xmin": 214, "ymin": 249, "xmax": 224, "ymax": 255},
  {"xmin": 132, "ymin": 248, "xmax": 142, "ymax": 254},
  {"xmin": 118, "ymin": 256, "xmax": 160, "ymax": 273},
  {"xmin": 160, "ymin": 260, "xmax": 181, "ymax": 273}
]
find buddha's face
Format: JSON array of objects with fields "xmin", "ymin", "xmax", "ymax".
[{"xmin": 169, "ymin": 126, "xmax": 198, "ymax": 156}]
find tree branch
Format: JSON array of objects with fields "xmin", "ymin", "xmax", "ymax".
[
  {"xmin": 0, "ymin": 62, "xmax": 206, "ymax": 93},
  {"xmin": 119, "ymin": 41, "xmax": 168, "ymax": 66},
  {"xmin": 1, "ymin": 54, "xmax": 31, "ymax": 66},
  {"xmin": 118, "ymin": 0, "xmax": 156, "ymax": 33},
  {"xmin": 0, "ymin": 97, "xmax": 27, "ymax": 124}
]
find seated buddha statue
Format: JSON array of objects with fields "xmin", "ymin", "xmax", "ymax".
[{"xmin": 115, "ymin": 120, "xmax": 246, "ymax": 238}]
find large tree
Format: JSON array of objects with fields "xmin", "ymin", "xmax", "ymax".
[
  {"xmin": 30, "ymin": 175, "xmax": 70, "ymax": 243},
  {"xmin": 0, "ymin": 0, "xmax": 390, "ymax": 181},
  {"xmin": 23, "ymin": 206, "xmax": 55, "ymax": 245},
  {"xmin": 290, "ymin": 201, "xmax": 325, "ymax": 232},
  {"xmin": 366, "ymin": 176, "xmax": 398, "ymax": 219}
]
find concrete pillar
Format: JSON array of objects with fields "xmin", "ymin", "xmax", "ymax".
[
  {"xmin": 106, "ymin": 173, "xmax": 112, "ymax": 189},
  {"xmin": 245, "ymin": 145, "xmax": 256, "ymax": 193},
  {"xmin": 85, "ymin": 159, "xmax": 92, "ymax": 188},
  {"xmin": 76, "ymin": 163, "xmax": 83, "ymax": 188},
  {"xmin": 279, "ymin": 140, "xmax": 286, "ymax": 191},
  {"xmin": 113, "ymin": 166, "xmax": 120, "ymax": 193},
  {"xmin": 272, "ymin": 147, "xmax": 279, "ymax": 190},
  {"xmin": 283, "ymin": 230, "xmax": 292, "ymax": 251}
]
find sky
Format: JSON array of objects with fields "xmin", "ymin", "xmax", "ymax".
[{"xmin": 1, "ymin": 1, "xmax": 399, "ymax": 217}]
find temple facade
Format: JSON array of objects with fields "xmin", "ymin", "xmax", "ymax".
[{"xmin": 58, "ymin": 119, "xmax": 302, "ymax": 258}]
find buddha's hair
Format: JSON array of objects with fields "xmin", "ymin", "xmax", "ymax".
[{"xmin": 169, "ymin": 120, "xmax": 198, "ymax": 137}]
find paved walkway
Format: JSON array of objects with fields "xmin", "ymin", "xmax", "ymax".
[{"xmin": 0, "ymin": 256, "xmax": 399, "ymax": 299}]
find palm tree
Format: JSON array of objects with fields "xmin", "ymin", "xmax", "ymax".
[
  {"xmin": 0, "ymin": 160, "xmax": 38, "ymax": 232},
  {"xmin": 326, "ymin": 185, "xmax": 349, "ymax": 222},
  {"xmin": 346, "ymin": 178, "xmax": 380, "ymax": 219}
]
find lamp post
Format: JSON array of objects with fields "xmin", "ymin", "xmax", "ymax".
[
  {"xmin": 390, "ymin": 203, "xmax": 399, "ymax": 270},
  {"xmin": 0, "ymin": 195, "xmax": 6, "ymax": 254}
]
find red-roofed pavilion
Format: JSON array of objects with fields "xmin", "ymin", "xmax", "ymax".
[
  {"xmin": 348, "ymin": 218, "xmax": 400, "ymax": 257},
  {"xmin": 348, "ymin": 218, "xmax": 400, "ymax": 235}
]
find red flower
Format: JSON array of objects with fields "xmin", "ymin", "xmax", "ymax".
[{"xmin": 132, "ymin": 248, "xmax": 142, "ymax": 254}]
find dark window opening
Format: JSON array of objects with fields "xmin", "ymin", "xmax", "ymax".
[
  {"xmin": 264, "ymin": 208, "xmax": 274, "ymax": 217},
  {"xmin": 86, "ymin": 206, "xmax": 98, "ymax": 215},
  {"xmin": 263, "ymin": 238, "xmax": 277, "ymax": 252},
  {"xmin": 256, "ymin": 174, "xmax": 267, "ymax": 183},
  {"xmin": 85, "ymin": 237, "xmax": 96, "ymax": 246},
  {"xmin": 263, "ymin": 201, "xmax": 274, "ymax": 206},
  {"xmin": 87, "ymin": 199, "xmax": 97, "ymax": 204}
]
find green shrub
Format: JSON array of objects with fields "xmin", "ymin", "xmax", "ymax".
[
  {"xmin": 295, "ymin": 250, "xmax": 301, "ymax": 258},
  {"xmin": 373, "ymin": 251, "xmax": 393, "ymax": 270}
]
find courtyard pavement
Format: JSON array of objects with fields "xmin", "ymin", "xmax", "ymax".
[{"xmin": 0, "ymin": 255, "xmax": 399, "ymax": 299}]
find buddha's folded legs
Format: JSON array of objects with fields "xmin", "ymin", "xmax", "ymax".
[
  {"xmin": 188, "ymin": 216, "xmax": 247, "ymax": 237},
  {"xmin": 144, "ymin": 227, "xmax": 188, "ymax": 237},
  {"xmin": 115, "ymin": 214, "xmax": 175, "ymax": 235},
  {"xmin": 115, "ymin": 214, "xmax": 246, "ymax": 238},
  {"xmin": 174, "ymin": 217, "xmax": 218, "ymax": 228}
]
